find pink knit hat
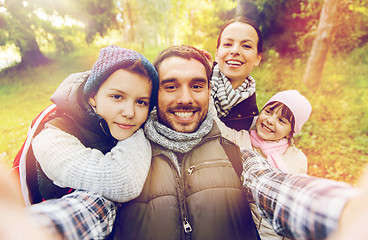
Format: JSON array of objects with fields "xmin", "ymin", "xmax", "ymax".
[{"xmin": 264, "ymin": 90, "xmax": 312, "ymax": 135}]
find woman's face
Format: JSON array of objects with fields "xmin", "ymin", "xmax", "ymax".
[
  {"xmin": 215, "ymin": 22, "xmax": 262, "ymax": 89},
  {"xmin": 89, "ymin": 69, "xmax": 152, "ymax": 140}
]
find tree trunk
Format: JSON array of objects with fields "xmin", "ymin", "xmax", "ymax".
[
  {"xmin": 6, "ymin": 0, "xmax": 49, "ymax": 68},
  {"xmin": 235, "ymin": 0, "xmax": 257, "ymax": 19},
  {"xmin": 302, "ymin": 0, "xmax": 344, "ymax": 89},
  {"xmin": 18, "ymin": 35, "xmax": 50, "ymax": 67},
  {"xmin": 126, "ymin": 2, "xmax": 135, "ymax": 42}
]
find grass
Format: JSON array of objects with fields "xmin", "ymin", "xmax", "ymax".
[
  {"xmin": 1, "ymin": 43, "xmax": 368, "ymax": 185},
  {"xmin": 0, "ymin": 46, "xmax": 100, "ymax": 166}
]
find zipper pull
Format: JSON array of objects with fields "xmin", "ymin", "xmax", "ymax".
[
  {"xmin": 183, "ymin": 218, "xmax": 192, "ymax": 233},
  {"xmin": 187, "ymin": 166, "xmax": 195, "ymax": 175}
]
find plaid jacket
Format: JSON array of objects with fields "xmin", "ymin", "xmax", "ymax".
[
  {"xmin": 28, "ymin": 150, "xmax": 358, "ymax": 240},
  {"xmin": 241, "ymin": 149, "xmax": 359, "ymax": 240},
  {"xmin": 28, "ymin": 190, "xmax": 116, "ymax": 240}
]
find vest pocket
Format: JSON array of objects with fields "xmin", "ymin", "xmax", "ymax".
[
  {"xmin": 186, "ymin": 160, "xmax": 235, "ymax": 190},
  {"xmin": 187, "ymin": 160, "xmax": 232, "ymax": 176}
]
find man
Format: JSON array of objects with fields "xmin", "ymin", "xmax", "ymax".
[
  {"xmin": 4, "ymin": 45, "xmax": 363, "ymax": 240},
  {"xmin": 109, "ymin": 45, "xmax": 259, "ymax": 239}
]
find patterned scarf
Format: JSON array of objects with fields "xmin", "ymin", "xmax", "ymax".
[
  {"xmin": 210, "ymin": 64, "xmax": 256, "ymax": 118},
  {"xmin": 144, "ymin": 109, "xmax": 213, "ymax": 154},
  {"xmin": 249, "ymin": 130, "xmax": 289, "ymax": 171}
]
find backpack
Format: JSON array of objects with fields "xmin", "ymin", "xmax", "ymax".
[{"xmin": 12, "ymin": 104, "xmax": 59, "ymax": 206}]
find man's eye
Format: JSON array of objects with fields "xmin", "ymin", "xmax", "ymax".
[
  {"xmin": 192, "ymin": 84, "xmax": 203, "ymax": 89},
  {"xmin": 243, "ymin": 44, "xmax": 252, "ymax": 49},
  {"xmin": 165, "ymin": 85, "xmax": 177, "ymax": 90},
  {"xmin": 223, "ymin": 43, "xmax": 232, "ymax": 47}
]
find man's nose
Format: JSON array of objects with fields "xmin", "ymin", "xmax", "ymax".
[{"xmin": 177, "ymin": 87, "xmax": 193, "ymax": 105}]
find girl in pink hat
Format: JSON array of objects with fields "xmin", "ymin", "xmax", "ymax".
[{"xmin": 212, "ymin": 89, "xmax": 312, "ymax": 240}]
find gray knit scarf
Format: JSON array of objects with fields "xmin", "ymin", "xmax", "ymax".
[
  {"xmin": 144, "ymin": 109, "xmax": 213, "ymax": 154},
  {"xmin": 210, "ymin": 64, "xmax": 256, "ymax": 118}
]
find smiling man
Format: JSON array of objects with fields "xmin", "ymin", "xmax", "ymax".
[
  {"xmin": 156, "ymin": 55, "xmax": 210, "ymax": 133},
  {"xmin": 109, "ymin": 45, "xmax": 259, "ymax": 240}
]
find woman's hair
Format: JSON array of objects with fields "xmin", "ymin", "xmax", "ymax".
[
  {"xmin": 263, "ymin": 101, "xmax": 295, "ymax": 141},
  {"xmin": 216, "ymin": 16, "xmax": 263, "ymax": 54}
]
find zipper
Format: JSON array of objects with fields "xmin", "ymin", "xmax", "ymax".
[
  {"xmin": 187, "ymin": 160, "xmax": 232, "ymax": 176},
  {"xmin": 167, "ymin": 153, "xmax": 192, "ymax": 240},
  {"xmin": 183, "ymin": 217, "xmax": 192, "ymax": 233}
]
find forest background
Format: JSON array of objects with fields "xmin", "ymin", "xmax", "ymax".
[{"xmin": 0, "ymin": 0, "xmax": 367, "ymax": 185}]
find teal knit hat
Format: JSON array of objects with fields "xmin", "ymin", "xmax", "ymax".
[{"xmin": 83, "ymin": 45, "xmax": 159, "ymax": 112}]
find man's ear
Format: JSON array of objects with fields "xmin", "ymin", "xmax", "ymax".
[
  {"xmin": 88, "ymin": 96, "xmax": 96, "ymax": 107},
  {"xmin": 215, "ymin": 49, "xmax": 219, "ymax": 63}
]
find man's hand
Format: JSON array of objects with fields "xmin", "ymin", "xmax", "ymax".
[
  {"xmin": 331, "ymin": 167, "xmax": 368, "ymax": 240},
  {"xmin": 0, "ymin": 164, "xmax": 61, "ymax": 240}
]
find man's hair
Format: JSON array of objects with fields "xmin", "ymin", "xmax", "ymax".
[{"xmin": 153, "ymin": 45, "xmax": 212, "ymax": 84}]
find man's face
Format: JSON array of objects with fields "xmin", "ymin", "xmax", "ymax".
[{"xmin": 157, "ymin": 56, "xmax": 210, "ymax": 133}]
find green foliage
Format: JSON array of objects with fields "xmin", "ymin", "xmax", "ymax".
[
  {"xmin": 179, "ymin": 0, "xmax": 237, "ymax": 50},
  {"xmin": 0, "ymin": 0, "xmax": 119, "ymax": 68},
  {"xmin": 332, "ymin": 1, "xmax": 368, "ymax": 54},
  {"xmin": 237, "ymin": 0, "xmax": 320, "ymax": 56},
  {"xmin": 236, "ymin": 0, "xmax": 368, "ymax": 58},
  {"xmin": 113, "ymin": 0, "xmax": 236, "ymax": 50}
]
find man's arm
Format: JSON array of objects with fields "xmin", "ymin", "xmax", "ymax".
[
  {"xmin": 28, "ymin": 190, "xmax": 117, "ymax": 240},
  {"xmin": 241, "ymin": 149, "xmax": 359, "ymax": 240}
]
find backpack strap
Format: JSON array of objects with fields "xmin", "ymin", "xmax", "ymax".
[
  {"xmin": 12, "ymin": 104, "xmax": 58, "ymax": 206},
  {"xmin": 219, "ymin": 136, "xmax": 243, "ymax": 179}
]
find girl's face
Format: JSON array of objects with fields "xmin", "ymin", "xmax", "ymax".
[
  {"xmin": 215, "ymin": 22, "xmax": 262, "ymax": 89},
  {"xmin": 89, "ymin": 69, "xmax": 152, "ymax": 140},
  {"xmin": 256, "ymin": 104, "xmax": 292, "ymax": 141}
]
